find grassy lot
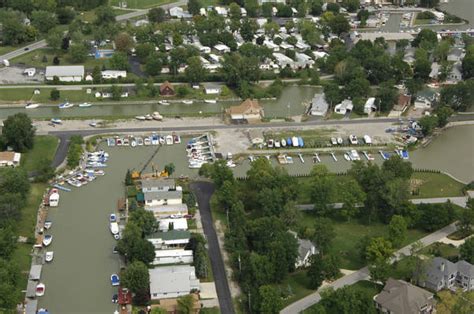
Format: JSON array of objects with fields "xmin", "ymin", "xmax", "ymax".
[
  {"xmin": 410, "ymin": 172, "xmax": 465, "ymax": 198},
  {"xmin": 200, "ymin": 308, "xmax": 220, "ymax": 314},
  {"xmin": 298, "ymin": 212, "xmax": 428, "ymax": 270},
  {"xmin": 276, "ymin": 270, "xmax": 313, "ymax": 307},
  {"xmin": 110, "ymin": 0, "xmax": 175, "ymax": 9},
  {"xmin": 0, "ymin": 87, "xmax": 97, "ymax": 104},
  {"xmin": 22, "ymin": 135, "xmax": 59, "ymax": 172},
  {"xmin": 350, "ymin": 280, "xmax": 383, "ymax": 296},
  {"xmin": 414, "ymin": 19, "xmax": 433, "ymax": 25},
  {"xmin": 420, "ymin": 242, "xmax": 460, "ymax": 260}
]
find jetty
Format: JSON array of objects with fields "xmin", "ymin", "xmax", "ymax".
[
  {"xmin": 298, "ymin": 153, "xmax": 305, "ymax": 163},
  {"xmin": 330, "ymin": 152, "xmax": 337, "ymax": 162}
]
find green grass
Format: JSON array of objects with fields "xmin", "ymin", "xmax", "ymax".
[
  {"xmin": 22, "ymin": 136, "xmax": 59, "ymax": 172},
  {"xmin": 109, "ymin": 0, "xmax": 175, "ymax": 9},
  {"xmin": 298, "ymin": 213, "xmax": 428, "ymax": 270},
  {"xmin": 350, "ymin": 280, "xmax": 382, "ymax": 296},
  {"xmin": 420, "ymin": 242, "xmax": 460, "ymax": 260},
  {"xmin": 0, "ymin": 87, "xmax": 97, "ymax": 103},
  {"xmin": 276, "ymin": 270, "xmax": 314, "ymax": 307},
  {"xmin": 410, "ymin": 172, "xmax": 465, "ymax": 198},
  {"xmin": 200, "ymin": 308, "xmax": 220, "ymax": 314},
  {"xmin": 414, "ymin": 19, "xmax": 433, "ymax": 25}
]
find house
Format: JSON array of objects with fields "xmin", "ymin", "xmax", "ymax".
[
  {"xmin": 145, "ymin": 204, "xmax": 189, "ymax": 218},
  {"xmin": 227, "ymin": 99, "xmax": 264, "ymax": 122},
  {"xmin": 310, "ymin": 93, "xmax": 329, "ymax": 116},
  {"xmin": 147, "ymin": 230, "xmax": 191, "ymax": 249},
  {"xmin": 45, "ymin": 65, "xmax": 84, "ymax": 82},
  {"xmin": 160, "ymin": 81, "xmax": 175, "ymax": 96},
  {"xmin": 374, "ymin": 278, "xmax": 436, "ymax": 314},
  {"xmin": 135, "ymin": 19, "xmax": 149, "ymax": 27},
  {"xmin": 272, "ymin": 52, "xmax": 295, "ymax": 69},
  {"xmin": 101, "ymin": 70, "xmax": 127, "ymax": 79},
  {"xmin": 142, "ymin": 178, "xmax": 176, "ymax": 192},
  {"xmin": 203, "ymin": 84, "xmax": 221, "ymax": 95},
  {"xmin": 158, "ymin": 218, "xmax": 188, "ymax": 232},
  {"xmin": 364, "ymin": 97, "xmax": 377, "ymax": 114},
  {"xmin": 143, "ymin": 190, "xmax": 183, "ymax": 207},
  {"xmin": 393, "ymin": 94, "xmax": 411, "ymax": 113},
  {"xmin": 334, "ymin": 99, "xmax": 353, "ymax": 115},
  {"xmin": 214, "ymin": 44, "xmax": 230, "ymax": 54},
  {"xmin": 295, "ymin": 52, "xmax": 314, "ymax": 68},
  {"xmin": 420, "ymin": 257, "xmax": 474, "ymax": 292},
  {"xmin": 208, "ymin": 54, "xmax": 221, "ymax": 64},
  {"xmin": 429, "ymin": 62, "xmax": 440, "ymax": 80},
  {"xmin": 414, "ymin": 97, "xmax": 432, "ymax": 110},
  {"xmin": 214, "ymin": 6, "xmax": 228, "ymax": 16},
  {"xmin": 404, "ymin": 47, "xmax": 416, "ymax": 65},
  {"xmin": 289, "ymin": 231, "xmax": 317, "ymax": 268},
  {"xmin": 152, "ymin": 249, "xmax": 194, "ymax": 266},
  {"xmin": 149, "ymin": 265, "xmax": 200, "ymax": 300},
  {"xmin": 169, "ymin": 7, "xmax": 192, "ymax": 18},
  {"xmin": 23, "ymin": 68, "xmax": 36, "ymax": 77},
  {"xmin": 0, "ymin": 151, "xmax": 21, "ymax": 167},
  {"xmin": 313, "ymin": 51, "xmax": 328, "ymax": 60},
  {"xmin": 447, "ymin": 47, "xmax": 465, "ymax": 62},
  {"xmin": 249, "ymin": 129, "xmax": 265, "ymax": 145},
  {"xmin": 264, "ymin": 40, "xmax": 280, "ymax": 52},
  {"xmin": 448, "ymin": 62, "xmax": 462, "ymax": 83}
]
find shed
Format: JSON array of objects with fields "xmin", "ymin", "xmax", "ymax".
[
  {"xmin": 45, "ymin": 66, "xmax": 84, "ymax": 82},
  {"xmin": 160, "ymin": 81, "xmax": 175, "ymax": 96},
  {"xmin": 29, "ymin": 264, "xmax": 42, "ymax": 281}
]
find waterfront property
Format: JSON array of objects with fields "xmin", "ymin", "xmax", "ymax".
[
  {"xmin": 160, "ymin": 81, "xmax": 176, "ymax": 96},
  {"xmin": 45, "ymin": 66, "xmax": 84, "ymax": 82},
  {"xmin": 227, "ymin": 98, "xmax": 264, "ymax": 123},
  {"xmin": 289, "ymin": 231, "xmax": 318, "ymax": 269},
  {"xmin": 0, "ymin": 151, "xmax": 21, "ymax": 167},
  {"xmin": 147, "ymin": 230, "xmax": 191, "ymax": 250},
  {"xmin": 145, "ymin": 204, "xmax": 189, "ymax": 218},
  {"xmin": 158, "ymin": 218, "xmax": 188, "ymax": 231},
  {"xmin": 310, "ymin": 93, "xmax": 329, "ymax": 116},
  {"xmin": 143, "ymin": 189, "xmax": 183, "ymax": 207},
  {"xmin": 149, "ymin": 265, "xmax": 200, "ymax": 300},
  {"xmin": 152, "ymin": 249, "xmax": 194, "ymax": 266},
  {"xmin": 334, "ymin": 99, "xmax": 353, "ymax": 115},
  {"xmin": 141, "ymin": 178, "xmax": 176, "ymax": 192}
]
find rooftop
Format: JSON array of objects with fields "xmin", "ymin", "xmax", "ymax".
[
  {"xmin": 45, "ymin": 65, "xmax": 84, "ymax": 77},
  {"xmin": 228, "ymin": 99, "xmax": 263, "ymax": 115},
  {"xmin": 141, "ymin": 178, "xmax": 176, "ymax": 190},
  {"xmin": 375, "ymin": 278, "xmax": 434, "ymax": 313},
  {"xmin": 148, "ymin": 230, "xmax": 191, "ymax": 241},
  {"xmin": 144, "ymin": 190, "xmax": 182, "ymax": 201}
]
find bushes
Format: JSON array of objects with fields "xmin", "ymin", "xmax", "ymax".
[{"xmin": 66, "ymin": 135, "xmax": 84, "ymax": 168}]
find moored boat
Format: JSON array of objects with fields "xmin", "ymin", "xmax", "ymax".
[
  {"xmin": 25, "ymin": 103, "xmax": 39, "ymax": 109},
  {"xmin": 344, "ymin": 153, "xmax": 351, "ymax": 161},
  {"xmin": 111, "ymin": 274, "xmax": 120, "ymax": 286},
  {"xmin": 144, "ymin": 137, "xmax": 152, "ymax": 146},
  {"xmin": 44, "ymin": 220, "xmax": 52, "ymax": 230},
  {"xmin": 204, "ymin": 99, "xmax": 217, "ymax": 104},
  {"xmin": 158, "ymin": 100, "xmax": 169, "ymax": 105},
  {"xmin": 183, "ymin": 100, "xmax": 193, "ymax": 104},
  {"xmin": 58, "ymin": 102, "xmax": 73, "ymax": 109},
  {"xmin": 43, "ymin": 235, "xmax": 52, "ymax": 246},
  {"xmin": 45, "ymin": 251, "xmax": 54, "ymax": 262},
  {"xmin": 36, "ymin": 283, "xmax": 45, "ymax": 297},
  {"xmin": 78, "ymin": 102, "xmax": 92, "ymax": 108},
  {"xmin": 110, "ymin": 222, "xmax": 119, "ymax": 235}
]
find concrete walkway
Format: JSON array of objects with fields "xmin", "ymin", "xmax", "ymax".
[
  {"xmin": 280, "ymin": 222, "xmax": 458, "ymax": 314},
  {"xmin": 411, "ymin": 196, "xmax": 469, "ymax": 208}
]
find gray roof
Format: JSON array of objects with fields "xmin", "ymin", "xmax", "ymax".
[
  {"xmin": 311, "ymin": 93, "xmax": 329, "ymax": 115},
  {"xmin": 141, "ymin": 178, "xmax": 176, "ymax": 190},
  {"xmin": 298, "ymin": 238, "xmax": 317, "ymax": 260},
  {"xmin": 146, "ymin": 204, "xmax": 188, "ymax": 213},
  {"xmin": 456, "ymin": 260, "xmax": 474, "ymax": 277},
  {"xmin": 45, "ymin": 65, "xmax": 84, "ymax": 77},
  {"xmin": 375, "ymin": 278, "xmax": 434, "ymax": 313},
  {"xmin": 29, "ymin": 264, "xmax": 42, "ymax": 280},
  {"xmin": 448, "ymin": 47, "xmax": 464, "ymax": 58},
  {"xmin": 144, "ymin": 190, "xmax": 182, "ymax": 201},
  {"xmin": 149, "ymin": 265, "xmax": 199, "ymax": 296},
  {"xmin": 26, "ymin": 280, "xmax": 37, "ymax": 298},
  {"xmin": 25, "ymin": 299, "xmax": 38, "ymax": 314},
  {"xmin": 424, "ymin": 257, "xmax": 458, "ymax": 286}
]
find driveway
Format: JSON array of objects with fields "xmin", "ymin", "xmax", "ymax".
[{"xmin": 190, "ymin": 182, "xmax": 235, "ymax": 314}]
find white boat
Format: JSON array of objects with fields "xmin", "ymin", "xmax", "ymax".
[
  {"xmin": 343, "ymin": 153, "xmax": 351, "ymax": 161},
  {"xmin": 182, "ymin": 100, "xmax": 193, "ymax": 104},
  {"xmin": 363, "ymin": 135, "xmax": 372, "ymax": 145},
  {"xmin": 135, "ymin": 116, "xmax": 146, "ymax": 121},
  {"xmin": 51, "ymin": 118, "xmax": 62, "ymax": 124},
  {"xmin": 189, "ymin": 160, "xmax": 206, "ymax": 169},
  {"xmin": 337, "ymin": 137, "xmax": 343, "ymax": 145},
  {"xmin": 349, "ymin": 135, "xmax": 358, "ymax": 145},
  {"xmin": 281, "ymin": 139, "xmax": 287, "ymax": 147},
  {"xmin": 268, "ymin": 139, "xmax": 274, "ymax": 148},
  {"xmin": 110, "ymin": 222, "xmax": 119, "ymax": 235},
  {"xmin": 226, "ymin": 160, "xmax": 236, "ymax": 168},
  {"xmin": 79, "ymin": 102, "xmax": 92, "ymax": 108},
  {"xmin": 130, "ymin": 138, "xmax": 137, "ymax": 147},
  {"xmin": 158, "ymin": 100, "xmax": 169, "ymax": 105},
  {"xmin": 165, "ymin": 135, "xmax": 173, "ymax": 145},
  {"xmin": 58, "ymin": 102, "xmax": 74, "ymax": 109},
  {"xmin": 204, "ymin": 99, "xmax": 217, "ymax": 104},
  {"xmin": 227, "ymin": 152, "xmax": 233, "ymax": 160},
  {"xmin": 44, "ymin": 220, "xmax": 52, "ymax": 230},
  {"xmin": 137, "ymin": 137, "xmax": 144, "ymax": 146},
  {"xmin": 152, "ymin": 112, "xmax": 163, "ymax": 120},
  {"xmin": 47, "ymin": 188, "xmax": 59, "ymax": 207},
  {"xmin": 159, "ymin": 136, "xmax": 165, "ymax": 145},
  {"xmin": 145, "ymin": 114, "xmax": 153, "ymax": 120},
  {"xmin": 45, "ymin": 251, "xmax": 54, "ymax": 262},
  {"xmin": 25, "ymin": 103, "xmax": 39, "ymax": 109},
  {"xmin": 36, "ymin": 283, "xmax": 45, "ymax": 297},
  {"xmin": 350, "ymin": 150, "xmax": 360, "ymax": 161},
  {"xmin": 330, "ymin": 137, "xmax": 337, "ymax": 145},
  {"xmin": 144, "ymin": 137, "xmax": 152, "ymax": 146},
  {"xmin": 275, "ymin": 140, "xmax": 281, "ymax": 148},
  {"xmin": 43, "ymin": 235, "xmax": 52, "ymax": 246},
  {"xmin": 292, "ymin": 136, "xmax": 299, "ymax": 147}
]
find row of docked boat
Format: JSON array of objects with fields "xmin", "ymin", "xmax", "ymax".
[
  {"xmin": 379, "ymin": 149, "xmax": 409, "ymax": 160},
  {"xmin": 135, "ymin": 111, "xmax": 163, "ymax": 121},
  {"xmin": 267, "ymin": 136, "xmax": 304, "ymax": 149},
  {"xmin": 187, "ymin": 135, "xmax": 214, "ymax": 169},
  {"xmin": 25, "ymin": 102, "xmax": 92, "ymax": 109},
  {"xmin": 330, "ymin": 135, "xmax": 372, "ymax": 146},
  {"xmin": 107, "ymin": 133, "xmax": 181, "ymax": 147}
]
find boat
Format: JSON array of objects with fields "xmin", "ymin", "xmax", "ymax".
[
  {"xmin": 152, "ymin": 112, "xmax": 163, "ymax": 121},
  {"xmin": 182, "ymin": 100, "xmax": 193, "ymax": 104},
  {"xmin": 204, "ymin": 99, "xmax": 217, "ymax": 104},
  {"xmin": 349, "ymin": 135, "xmax": 358, "ymax": 145},
  {"xmin": 158, "ymin": 100, "xmax": 169, "ymax": 105},
  {"xmin": 174, "ymin": 134, "xmax": 181, "ymax": 144},
  {"xmin": 151, "ymin": 133, "xmax": 159, "ymax": 145},
  {"xmin": 110, "ymin": 222, "xmax": 119, "ymax": 235},
  {"xmin": 114, "ymin": 234, "xmax": 120, "ymax": 240},
  {"xmin": 379, "ymin": 150, "xmax": 389, "ymax": 160},
  {"xmin": 145, "ymin": 114, "xmax": 153, "ymax": 121},
  {"xmin": 275, "ymin": 140, "xmax": 281, "ymax": 148},
  {"xmin": 94, "ymin": 169, "xmax": 105, "ymax": 176},
  {"xmin": 298, "ymin": 153, "xmax": 304, "ymax": 163},
  {"xmin": 45, "ymin": 251, "xmax": 54, "ymax": 262},
  {"xmin": 277, "ymin": 154, "xmax": 287, "ymax": 164},
  {"xmin": 107, "ymin": 138, "xmax": 116, "ymax": 147},
  {"xmin": 286, "ymin": 155, "xmax": 294, "ymax": 164},
  {"xmin": 298, "ymin": 137, "xmax": 304, "ymax": 148},
  {"xmin": 165, "ymin": 135, "xmax": 173, "ymax": 145},
  {"xmin": 110, "ymin": 213, "xmax": 117, "ymax": 222},
  {"xmin": 66, "ymin": 179, "xmax": 82, "ymax": 187},
  {"xmin": 53, "ymin": 184, "xmax": 71, "ymax": 192},
  {"xmin": 292, "ymin": 137, "xmax": 299, "ymax": 147},
  {"xmin": 51, "ymin": 118, "xmax": 62, "ymax": 125},
  {"xmin": 36, "ymin": 283, "xmax": 45, "ymax": 297},
  {"xmin": 330, "ymin": 152, "xmax": 337, "ymax": 162},
  {"xmin": 58, "ymin": 102, "xmax": 74, "ymax": 109},
  {"xmin": 123, "ymin": 137, "xmax": 130, "ymax": 146},
  {"xmin": 363, "ymin": 151, "xmax": 375, "ymax": 161},
  {"xmin": 227, "ymin": 152, "xmax": 233, "ymax": 160},
  {"xmin": 268, "ymin": 139, "xmax": 274, "ymax": 148},
  {"xmin": 248, "ymin": 155, "xmax": 255, "ymax": 162},
  {"xmin": 144, "ymin": 137, "xmax": 152, "ymax": 146},
  {"xmin": 46, "ymin": 188, "xmax": 59, "ymax": 207},
  {"xmin": 401, "ymin": 150, "xmax": 409, "ymax": 160},
  {"xmin": 226, "ymin": 160, "xmax": 236, "ymax": 168},
  {"xmin": 44, "ymin": 220, "xmax": 52, "ymax": 230},
  {"xmin": 111, "ymin": 274, "xmax": 120, "ymax": 286},
  {"xmin": 189, "ymin": 160, "xmax": 206, "ymax": 168},
  {"xmin": 281, "ymin": 139, "xmax": 287, "ymax": 147},
  {"xmin": 89, "ymin": 122, "xmax": 97, "ymax": 128},
  {"xmin": 344, "ymin": 153, "xmax": 351, "ymax": 161},
  {"xmin": 337, "ymin": 137, "xmax": 343, "ymax": 145},
  {"xmin": 287, "ymin": 137, "xmax": 292, "ymax": 146},
  {"xmin": 43, "ymin": 235, "xmax": 52, "ymax": 246},
  {"xmin": 330, "ymin": 137, "xmax": 337, "ymax": 145},
  {"xmin": 363, "ymin": 135, "xmax": 372, "ymax": 145},
  {"xmin": 350, "ymin": 150, "xmax": 360, "ymax": 161},
  {"xmin": 116, "ymin": 138, "xmax": 123, "ymax": 146},
  {"xmin": 137, "ymin": 137, "xmax": 144, "ymax": 146},
  {"xmin": 130, "ymin": 138, "xmax": 137, "ymax": 147},
  {"xmin": 79, "ymin": 102, "xmax": 92, "ymax": 108},
  {"xmin": 265, "ymin": 155, "xmax": 271, "ymax": 160},
  {"xmin": 159, "ymin": 136, "xmax": 165, "ymax": 145},
  {"xmin": 135, "ymin": 116, "xmax": 146, "ymax": 121},
  {"xmin": 25, "ymin": 103, "xmax": 39, "ymax": 109}
]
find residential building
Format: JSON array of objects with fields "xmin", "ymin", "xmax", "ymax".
[
  {"xmin": 152, "ymin": 249, "xmax": 193, "ymax": 265},
  {"xmin": 45, "ymin": 65, "xmax": 84, "ymax": 82},
  {"xmin": 456, "ymin": 260, "xmax": 474, "ymax": 291},
  {"xmin": 374, "ymin": 278, "xmax": 436, "ymax": 314},
  {"xmin": 295, "ymin": 52, "xmax": 314, "ymax": 68},
  {"xmin": 94, "ymin": 49, "xmax": 115, "ymax": 59},
  {"xmin": 0, "ymin": 151, "xmax": 21, "ymax": 167},
  {"xmin": 334, "ymin": 99, "xmax": 353, "ymax": 115},
  {"xmin": 143, "ymin": 190, "xmax": 183, "ymax": 207},
  {"xmin": 429, "ymin": 62, "xmax": 440, "ymax": 80},
  {"xmin": 203, "ymin": 84, "xmax": 221, "ymax": 95},
  {"xmin": 403, "ymin": 47, "xmax": 416, "ymax": 65},
  {"xmin": 149, "ymin": 265, "xmax": 200, "ymax": 300},
  {"xmin": 448, "ymin": 62, "xmax": 462, "ymax": 83},
  {"xmin": 447, "ymin": 47, "xmax": 465, "ymax": 62},
  {"xmin": 414, "ymin": 97, "xmax": 432, "ymax": 110},
  {"xmin": 310, "ymin": 93, "xmax": 329, "ymax": 116},
  {"xmin": 420, "ymin": 257, "xmax": 474, "ymax": 292},
  {"xmin": 147, "ymin": 230, "xmax": 191, "ymax": 249},
  {"xmin": 364, "ymin": 97, "xmax": 377, "ymax": 114},
  {"xmin": 160, "ymin": 81, "xmax": 175, "ymax": 96},
  {"xmin": 214, "ymin": 44, "xmax": 230, "ymax": 54},
  {"xmin": 158, "ymin": 218, "xmax": 188, "ymax": 232},
  {"xmin": 101, "ymin": 70, "xmax": 127, "ymax": 79},
  {"xmin": 142, "ymin": 178, "xmax": 176, "ymax": 193},
  {"xmin": 289, "ymin": 231, "xmax": 318, "ymax": 268},
  {"xmin": 169, "ymin": 7, "xmax": 192, "ymax": 18},
  {"xmin": 145, "ymin": 204, "xmax": 189, "ymax": 218},
  {"xmin": 227, "ymin": 99, "xmax": 264, "ymax": 122},
  {"xmin": 313, "ymin": 51, "xmax": 328, "ymax": 60},
  {"xmin": 272, "ymin": 52, "xmax": 296, "ymax": 69}
]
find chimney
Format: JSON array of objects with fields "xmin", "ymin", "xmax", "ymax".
[{"xmin": 440, "ymin": 262, "xmax": 445, "ymax": 272}]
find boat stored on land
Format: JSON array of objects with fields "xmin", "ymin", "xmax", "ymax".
[
  {"xmin": 292, "ymin": 137, "xmax": 299, "ymax": 147},
  {"xmin": 363, "ymin": 151, "xmax": 375, "ymax": 161},
  {"xmin": 349, "ymin": 135, "xmax": 358, "ymax": 145},
  {"xmin": 135, "ymin": 116, "xmax": 146, "ymax": 121},
  {"xmin": 51, "ymin": 118, "xmax": 62, "ymax": 124},
  {"xmin": 344, "ymin": 153, "xmax": 351, "ymax": 161},
  {"xmin": 158, "ymin": 100, "xmax": 169, "ymax": 105},
  {"xmin": 165, "ymin": 135, "xmax": 173, "ymax": 145},
  {"xmin": 25, "ymin": 103, "xmax": 39, "ymax": 109},
  {"xmin": 330, "ymin": 152, "xmax": 337, "ymax": 162}
]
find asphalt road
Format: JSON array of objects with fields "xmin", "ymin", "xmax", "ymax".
[
  {"xmin": 190, "ymin": 182, "xmax": 235, "ymax": 314},
  {"xmin": 0, "ymin": 40, "xmax": 47, "ymax": 62}
]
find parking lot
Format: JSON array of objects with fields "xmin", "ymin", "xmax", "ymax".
[{"xmin": 0, "ymin": 66, "xmax": 44, "ymax": 84}]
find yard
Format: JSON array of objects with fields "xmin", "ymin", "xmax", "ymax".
[
  {"xmin": 109, "ymin": 0, "xmax": 175, "ymax": 9},
  {"xmin": 420, "ymin": 242, "xmax": 460, "ymax": 261},
  {"xmin": 21, "ymin": 135, "xmax": 59, "ymax": 172},
  {"xmin": 410, "ymin": 172, "xmax": 465, "ymax": 198},
  {"xmin": 276, "ymin": 270, "xmax": 313, "ymax": 307},
  {"xmin": 0, "ymin": 87, "xmax": 97, "ymax": 104}
]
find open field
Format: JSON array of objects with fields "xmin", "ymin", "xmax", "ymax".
[
  {"xmin": 0, "ymin": 88, "xmax": 98, "ymax": 104},
  {"xmin": 22, "ymin": 135, "xmax": 60, "ymax": 172},
  {"xmin": 109, "ymin": 0, "xmax": 175, "ymax": 9},
  {"xmin": 410, "ymin": 172, "xmax": 465, "ymax": 198}
]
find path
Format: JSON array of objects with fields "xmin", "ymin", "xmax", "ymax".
[
  {"xmin": 411, "ymin": 196, "xmax": 469, "ymax": 208},
  {"xmin": 190, "ymin": 182, "xmax": 235, "ymax": 314},
  {"xmin": 280, "ymin": 222, "xmax": 458, "ymax": 314}
]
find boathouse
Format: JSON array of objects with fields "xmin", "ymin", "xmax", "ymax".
[
  {"xmin": 149, "ymin": 265, "xmax": 200, "ymax": 300},
  {"xmin": 227, "ymin": 99, "xmax": 264, "ymax": 123},
  {"xmin": 0, "ymin": 151, "xmax": 21, "ymax": 167},
  {"xmin": 160, "ymin": 81, "xmax": 175, "ymax": 96}
]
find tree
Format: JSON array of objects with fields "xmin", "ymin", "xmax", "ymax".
[
  {"xmin": 148, "ymin": 7, "xmax": 166, "ymax": 23},
  {"xmin": 35, "ymin": 157, "xmax": 55, "ymax": 183},
  {"xmin": 259, "ymin": 285, "xmax": 282, "ymax": 313},
  {"xmin": 369, "ymin": 259, "xmax": 391, "ymax": 282},
  {"xmin": 92, "ymin": 66, "xmax": 102, "ymax": 84},
  {"xmin": 56, "ymin": 7, "xmax": 76, "ymax": 24},
  {"xmin": 366, "ymin": 237, "xmax": 393, "ymax": 264},
  {"xmin": 114, "ymin": 32, "xmax": 134, "ymax": 53},
  {"xmin": 164, "ymin": 163, "xmax": 175, "ymax": 176},
  {"xmin": 328, "ymin": 14, "xmax": 350, "ymax": 36},
  {"xmin": 111, "ymin": 85, "xmax": 122, "ymax": 101},
  {"xmin": 145, "ymin": 53, "xmax": 163, "ymax": 76},
  {"xmin": 459, "ymin": 237, "xmax": 474, "ymax": 264},
  {"xmin": 440, "ymin": 80, "xmax": 474, "ymax": 112},
  {"xmin": 382, "ymin": 156, "xmax": 413, "ymax": 180},
  {"xmin": 414, "ymin": 49, "xmax": 431, "ymax": 80},
  {"xmin": 344, "ymin": 77, "xmax": 370, "ymax": 99},
  {"xmin": 121, "ymin": 261, "xmax": 149, "ymax": 295},
  {"xmin": 185, "ymin": 56, "xmax": 206, "ymax": 83},
  {"xmin": 315, "ymin": 285, "xmax": 377, "ymax": 314},
  {"xmin": 0, "ymin": 258, "xmax": 21, "ymax": 309},
  {"xmin": 1, "ymin": 113, "xmax": 35, "ymax": 152},
  {"xmin": 69, "ymin": 43, "xmax": 88, "ymax": 63},
  {"xmin": 376, "ymin": 81, "xmax": 398, "ymax": 112},
  {"xmin": 412, "ymin": 29, "xmax": 438, "ymax": 49},
  {"xmin": 117, "ymin": 223, "xmax": 155, "ymax": 264},
  {"xmin": 435, "ymin": 106, "xmax": 454, "ymax": 128},
  {"xmin": 312, "ymin": 218, "xmax": 335, "ymax": 256},
  {"xmin": 0, "ymin": 167, "xmax": 30, "ymax": 201},
  {"xmin": 188, "ymin": 0, "xmax": 201, "ymax": 16},
  {"xmin": 388, "ymin": 215, "xmax": 407, "ymax": 247},
  {"xmin": 0, "ymin": 226, "xmax": 17, "ymax": 260},
  {"xmin": 50, "ymin": 89, "xmax": 60, "ymax": 100},
  {"xmin": 31, "ymin": 10, "xmax": 58, "ymax": 33},
  {"xmin": 94, "ymin": 5, "xmax": 115, "ymax": 26},
  {"xmin": 418, "ymin": 115, "xmax": 439, "ymax": 136},
  {"xmin": 417, "ymin": 202, "xmax": 456, "ymax": 232},
  {"xmin": 177, "ymin": 294, "xmax": 195, "ymax": 313},
  {"xmin": 229, "ymin": 2, "xmax": 241, "ymax": 20},
  {"xmin": 279, "ymin": 202, "xmax": 302, "ymax": 228},
  {"xmin": 46, "ymin": 28, "xmax": 63, "ymax": 51},
  {"xmin": 323, "ymin": 82, "xmax": 343, "ymax": 106},
  {"xmin": 240, "ymin": 19, "xmax": 258, "ymax": 42},
  {"xmin": 109, "ymin": 52, "xmax": 130, "ymax": 71},
  {"xmin": 462, "ymin": 46, "xmax": 474, "ymax": 79},
  {"xmin": 129, "ymin": 208, "xmax": 157, "ymax": 236},
  {"xmin": 337, "ymin": 179, "xmax": 365, "ymax": 221}
]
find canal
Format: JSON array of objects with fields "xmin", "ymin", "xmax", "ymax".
[{"xmin": 0, "ymin": 86, "xmax": 320, "ymax": 120}]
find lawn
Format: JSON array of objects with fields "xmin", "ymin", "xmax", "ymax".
[
  {"xmin": 276, "ymin": 270, "xmax": 313, "ymax": 307},
  {"xmin": 350, "ymin": 280, "xmax": 383, "ymax": 296},
  {"xmin": 298, "ymin": 212, "xmax": 428, "ymax": 270},
  {"xmin": 22, "ymin": 135, "xmax": 59, "ymax": 172},
  {"xmin": 410, "ymin": 172, "xmax": 465, "ymax": 198},
  {"xmin": 109, "ymin": 0, "xmax": 175, "ymax": 9},
  {"xmin": 0, "ymin": 87, "xmax": 97, "ymax": 103},
  {"xmin": 420, "ymin": 242, "xmax": 460, "ymax": 260}
]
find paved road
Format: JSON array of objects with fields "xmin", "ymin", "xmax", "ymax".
[
  {"xmin": 0, "ymin": 40, "xmax": 47, "ymax": 62},
  {"xmin": 190, "ymin": 182, "xmax": 235, "ymax": 314},
  {"xmin": 411, "ymin": 197, "xmax": 469, "ymax": 208},
  {"xmin": 280, "ymin": 222, "xmax": 458, "ymax": 314}
]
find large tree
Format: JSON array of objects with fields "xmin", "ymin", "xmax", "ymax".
[
  {"xmin": 258, "ymin": 285, "xmax": 283, "ymax": 313},
  {"xmin": 129, "ymin": 208, "xmax": 158, "ymax": 236},
  {"xmin": 459, "ymin": 237, "xmax": 474, "ymax": 264},
  {"xmin": 121, "ymin": 260, "xmax": 149, "ymax": 294},
  {"xmin": 185, "ymin": 56, "xmax": 206, "ymax": 83},
  {"xmin": 148, "ymin": 7, "xmax": 166, "ymax": 23},
  {"xmin": 388, "ymin": 215, "xmax": 408, "ymax": 247},
  {"xmin": 1, "ymin": 113, "xmax": 35, "ymax": 152},
  {"xmin": 312, "ymin": 218, "xmax": 335, "ymax": 256},
  {"xmin": 114, "ymin": 32, "xmax": 134, "ymax": 53},
  {"xmin": 31, "ymin": 10, "xmax": 58, "ymax": 33}
]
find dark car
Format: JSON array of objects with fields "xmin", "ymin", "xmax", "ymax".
[
  {"xmin": 112, "ymin": 294, "xmax": 118, "ymax": 303},
  {"xmin": 112, "ymin": 246, "xmax": 118, "ymax": 254},
  {"xmin": 24, "ymin": 47, "xmax": 30, "ymax": 51}
]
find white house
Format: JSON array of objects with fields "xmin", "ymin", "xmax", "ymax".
[
  {"xmin": 208, "ymin": 53, "xmax": 221, "ymax": 64},
  {"xmin": 448, "ymin": 62, "xmax": 463, "ymax": 83},
  {"xmin": 272, "ymin": 52, "xmax": 295, "ymax": 69},
  {"xmin": 429, "ymin": 62, "xmax": 440, "ymax": 80},
  {"xmin": 214, "ymin": 44, "xmax": 230, "ymax": 54},
  {"xmin": 0, "ymin": 151, "xmax": 21, "ymax": 167},
  {"xmin": 264, "ymin": 40, "xmax": 280, "ymax": 52},
  {"xmin": 169, "ymin": 7, "xmax": 192, "ymax": 18},
  {"xmin": 23, "ymin": 68, "xmax": 36, "ymax": 77},
  {"xmin": 142, "ymin": 179, "xmax": 176, "ymax": 193},
  {"xmin": 158, "ymin": 218, "xmax": 188, "ymax": 232},
  {"xmin": 147, "ymin": 230, "xmax": 191, "ymax": 250},
  {"xmin": 295, "ymin": 52, "xmax": 314, "ymax": 68},
  {"xmin": 149, "ymin": 265, "xmax": 200, "ymax": 300},
  {"xmin": 101, "ymin": 70, "xmax": 127, "ymax": 79},
  {"xmin": 152, "ymin": 249, "xmax": 194, "ymax": 266},
  {"xmin": 145, "ymin": 204, "xmax": 189, "ymax": 218},
  {"xmin": 45, "ymin": 65, "xmax": 84, "ymax": 82},
  {"xmin": 414, "ymin": 97, "xmax": 432, "ymax": 110},
  {"xmin": 334, "ymin": 99, "xmax": 354, "ymax": 115},
  {"xmin": 214, "ymin": 6, "xmax": 228, "ymax": 16},
  {"xmin": 144, "ymin": 190, "xmax": 182, "ymax": 207},
  {"xmin": 289, "ymin": 231, "xmax": 317, "ymax": 268},
  {"xmin": 364, "ymin": 97, "xmax": 377, "ymax": 114},
  {"xmin": 313, "ymin": 51, "xmax": 328, "ymax": 60},
  {"xmin": 203, "ymin": 85, "xmax": 221, "ymax": 95}
]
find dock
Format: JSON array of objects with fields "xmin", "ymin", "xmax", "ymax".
[
  {"xmin": 363, "ymin": 151, "xmax": 370, "ymax": 160},
  {"xmin": 330, "ymin": 152, "xmax": 337, "ymax": 162},
  {"xmin": 298, "ymin": 153, "xmax": 304, "ymax": 163},
  {"xmin": 313, "ymin": 153, "xmax": 321, "ymax": 163},
  {"xmin": 379, "ymin": 150, "xmax": 388, "ymax": 160}
]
